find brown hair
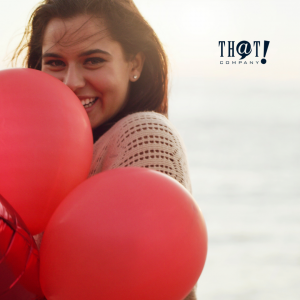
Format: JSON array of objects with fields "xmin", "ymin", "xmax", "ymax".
[{"xmin": 13, "ymin": 0, "xmax": 168, "ymax": 117}]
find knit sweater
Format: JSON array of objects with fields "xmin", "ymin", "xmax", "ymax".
[{"xmin": 89, "ymin": 111, "xmax": 192, "ymax": 194}]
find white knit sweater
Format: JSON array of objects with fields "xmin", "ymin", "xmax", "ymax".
[{"xmin": 89, "ymin": 111, "xmax": 192, "ymax": 194}]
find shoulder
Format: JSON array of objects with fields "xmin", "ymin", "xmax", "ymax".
[
  {"xmin": 90, "ymin": 111, "xmax": 192, "ymax": 193},
  {"xmin": 113, "ymin": 111, "xmax": 172, "ymax": 129},
  {"xmin": 111, "ymin": 111, "xmax": 180, "ymax": 141},
  {"xmin": 106, "ymin": 111, "xmax": 188, "ymax": 158}
]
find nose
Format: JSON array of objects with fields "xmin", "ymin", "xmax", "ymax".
[{"xmin": 63, "ymin": 64, "xmax": 85, "ymax": 92}]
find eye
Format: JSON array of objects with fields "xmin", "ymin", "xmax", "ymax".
[
  {"xmin": 44, "ymin": 60, "xmax": 66, "ymax": 67},
  {"xmin": 84, "ymin": 57, "xmax": 106, "ymax": 66}
]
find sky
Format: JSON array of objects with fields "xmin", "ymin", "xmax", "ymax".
[{"xmin": 1, "ymin": 0, "xmax": 300, "ymax": 82}]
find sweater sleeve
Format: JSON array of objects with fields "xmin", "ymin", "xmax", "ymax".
[{"xmin": 89, "ymin": 112, "xmax": 192, "ymax": 193}]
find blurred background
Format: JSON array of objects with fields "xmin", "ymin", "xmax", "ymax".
[{"xmin": 1, "ymin": 0, "xmax": 299, "ymax": 299}]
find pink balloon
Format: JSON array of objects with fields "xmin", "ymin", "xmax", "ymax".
[
  {"xmin": 0, "ymin": 68, "xmax": 93, "ymax": 235},
  {"xmin": 0, "ymin": 194, "xmax": 44, "ymax": 300},
  {"xmin": 40, "ymin": 167, "xmax": 207, "ymax": 300}
]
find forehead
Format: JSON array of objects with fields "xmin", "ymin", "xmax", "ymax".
[{"xmin": 42, "ymin": 15, "xmax": 111, "ymax": 52}]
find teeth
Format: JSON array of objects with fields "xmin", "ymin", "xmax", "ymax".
[{"xmin": 81, "ymin": 98, "xmax": 97, "ymax": 107}]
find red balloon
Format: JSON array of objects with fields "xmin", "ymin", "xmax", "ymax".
[
  {"xmin": 0, "ymin": 68, "xmax": 93, "ymax": 235},
  {"xmin": 40, "ymin": 167, "xmax": 207, "ymax": 300},
  {"xmin": 0, "ymin": 194, "xmax": 44, "ymax": 300}
]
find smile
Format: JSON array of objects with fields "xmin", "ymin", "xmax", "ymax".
[{"xmin": 81, "ymin": 97, "xmax": 98, "ymax": 108}]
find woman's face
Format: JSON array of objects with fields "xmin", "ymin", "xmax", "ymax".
[{"xmin": 42, "ymin": 15, "xmax": 142, "ymax": 128}]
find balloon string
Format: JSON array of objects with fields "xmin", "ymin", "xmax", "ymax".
[
  {"xmin": 0, "ymin": 218, "xmax": 16, "ymax": 264},
  {"xmin": 0, "ymin": 218, "xmax": 36, "ymax": 295}
]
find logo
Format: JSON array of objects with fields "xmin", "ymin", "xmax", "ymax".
[{"xmin": 219, "ymin": 40, "xmax": 270, "ymax": 65}]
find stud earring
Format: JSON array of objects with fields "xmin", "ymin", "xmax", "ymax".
[{"xmin": 133, "ymin": 75, "xmax": 138, "ymax": 79}]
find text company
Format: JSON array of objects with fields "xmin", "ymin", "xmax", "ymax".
[{"xmin": 219, "ymin": 40, "xmax": 270, "ymax": 64}]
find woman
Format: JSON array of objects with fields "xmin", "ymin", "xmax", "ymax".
[{"xmin": 14, "ymin": 0, "xmax": 196, "ymax": 299}]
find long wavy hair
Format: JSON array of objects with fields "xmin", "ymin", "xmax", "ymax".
[{"xmin": 12, "ymin": 0, "xmax": 168, "ymax": 117}]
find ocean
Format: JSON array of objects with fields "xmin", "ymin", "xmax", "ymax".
[{"xmin": 169, "ymin": 78, "xmax": 300, "ymax": 300}]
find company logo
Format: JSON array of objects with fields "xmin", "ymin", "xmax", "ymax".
[{"xmin": 219, "ymin": 40, "xmax": 270, "ymax": 65}]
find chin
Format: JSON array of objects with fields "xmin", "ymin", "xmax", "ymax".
[{"xmin": 90, "ymin": 118, "xmax": 105, "ymax": 129}]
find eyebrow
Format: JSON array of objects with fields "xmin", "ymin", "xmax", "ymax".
[
  {"xmin": 42, "ymin": 49, "xmax": 111, "ymax": 59},
  {"xmin": 79, "ymin": 49, "xmax": 111, "ymax": 57},
  {"xmin": 42, "ymin": 53, "xmax": 63, "ymax": 59}
]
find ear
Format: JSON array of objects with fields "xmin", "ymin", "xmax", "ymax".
[{"xmin": 129, "ymin": 52, "xmax": 145, "ymax": 82}]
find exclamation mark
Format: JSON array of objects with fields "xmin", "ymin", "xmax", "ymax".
[{"xmin": 261, "ymin": 40, "xmax": 270, "ymax": 64}]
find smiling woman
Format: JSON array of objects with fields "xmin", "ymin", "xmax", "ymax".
[
  {"xmin": 12, "ymin": 0, "xmax": 198, "ymax": 299},
  {"xmin": 41, "ymin": 15, "xmax": 144, "ymax": 128},
  {"xmin": 13, "ymin": 0, "xmax": 168, "ymax": 124}
]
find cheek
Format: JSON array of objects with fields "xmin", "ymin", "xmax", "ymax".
[
  {"xmin": 92, "ymin": 73, "xmax": 129, "ymax": 98},
  {"xmin": 41, "ymin": 67, "xmax": 50, "ymax": 76},
  {"xmin": 41, "ymin": 68, "xmax": 63, "ymax": 82}
]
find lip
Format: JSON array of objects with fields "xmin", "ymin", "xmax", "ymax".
[
  {"xmin": 77, "ymin": 96, "xmax": 98, "ymax": 100},
  {"xmin": 85, "ymin": 98, "xmax": 99, "ymax": 113},
  {"xmin": 77, "ymin": 96, "xmax": 99, "ymax": 113}
]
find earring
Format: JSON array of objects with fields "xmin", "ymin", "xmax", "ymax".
[{"xmin": 133, "ymin": 75, "xmax": 138, "ymax": 79}]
